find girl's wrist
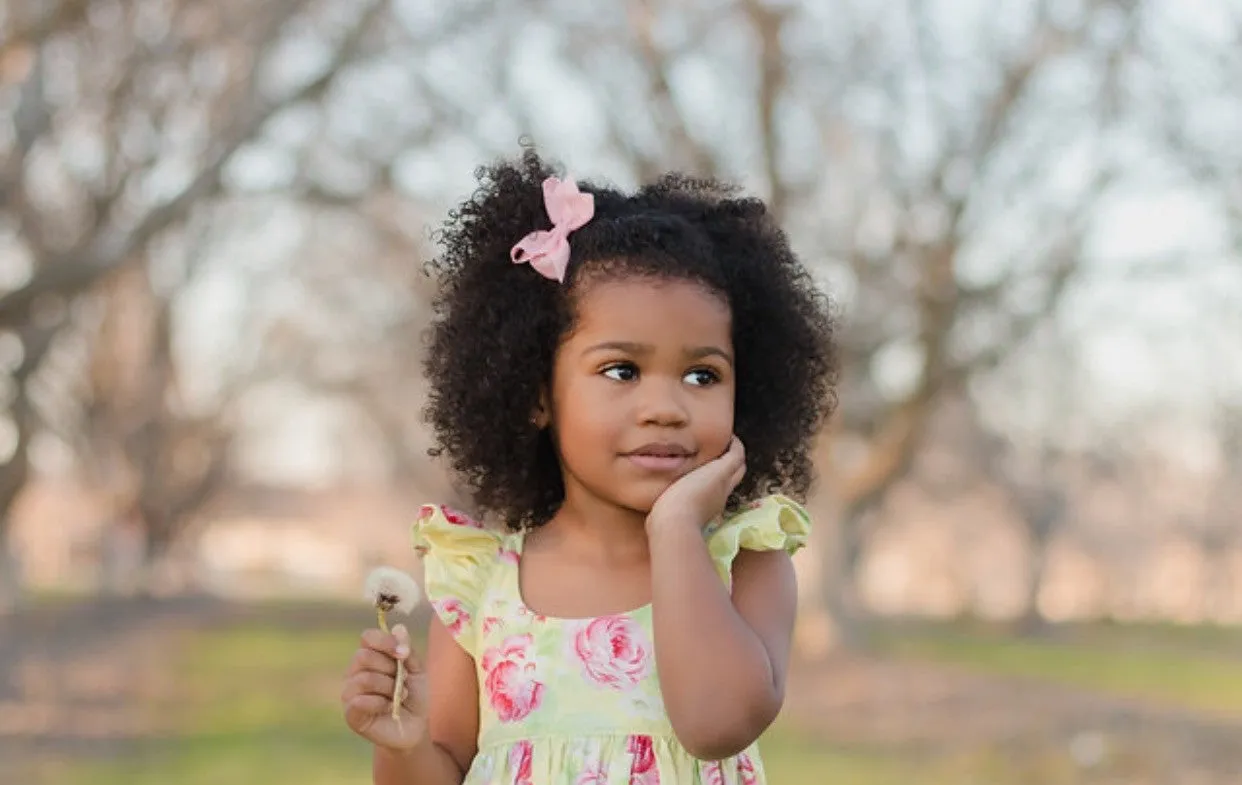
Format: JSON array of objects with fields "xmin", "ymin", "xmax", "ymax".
[
  {"xmin": 374, "ymin": 741, "xmax": 417, "ymax": 759},
  {"xmin": 373, "ymin": 732, "xmax": 430, "ymax": 758},
  {"xmin": 645, "ymin": 509, "xmax": 706, "ymax": 541}
]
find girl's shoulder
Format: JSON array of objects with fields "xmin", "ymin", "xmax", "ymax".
[
  {"xmin": 703, "ymin": 494, "xmax": 811, "ymax": 584},
  {"xmin": 411, "ymin": 503, "xmax": 521, "ymax": 655},
  {"xmin": 411, "ymin": 502, "xmax": 517, "ymax": 555}
]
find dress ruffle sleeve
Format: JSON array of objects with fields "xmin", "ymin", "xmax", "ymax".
[
  {"xmin": 411, "ymin": 503, "xmax": 506, "ymax": 657},
  {"xmin": 705, "ymin": 494, "xmax": 811, "ymax": 585}
]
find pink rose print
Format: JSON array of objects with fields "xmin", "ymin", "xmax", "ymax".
[
  {"xmin": 499, "ymin": 548, "xmax": 520, "ymax": 566},
  {"xmin": 737, "ymin": 753, "xmax": 758, "ymax": 785},
  {"xmin": 509, "ymin": 739, "xmax": 534, "ymax": 785},
  {"xmin": 575, "ymin": 762, "xmax": 609, "ymax": 785},
  {"xmin": 700, "ymin": 761, "xmax": 725, "ymax": 785},
  {"xmin": 482, "ymin": 615, "xmax": 505, "ymax": 636},
  {"xmin": 433, "ymin": 597, "xmax": 471, "ymax": 639},
  {"xmin": 440, "ymin": 505, "xmax": 484, "ymax": 528},
  {"xmin": 573, "ymin": 616, "xmax": 651, "ymax": 690},
  {"xmin": 627, "ymin": 734, "xmax": 660, "ymax": 785},
  {"xmin": 482, "ymin": 634, "xmax": 544, "ymax": 722}
]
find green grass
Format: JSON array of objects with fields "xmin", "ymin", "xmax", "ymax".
[
  {"xmin": 47, "ymin": 606, "xmax": 1242, "ymax": 784},
  {"xmin": 1076, "ymin": 619, "xmax": 1242, "ymax": 657},
  {"xmin": 873, "ymin": 624, "xmax": 1242, "ymax": 715},
  {"xmin": 760, "ymin": 729, "xmax": 907, "ymax": 784},
  {"xmin": 49, "ymin": 611, "xmax": 908, "ymax": 785},
  {"xmin": 52, "ymin": 621, "xmax": 376, "ymax": 785}
]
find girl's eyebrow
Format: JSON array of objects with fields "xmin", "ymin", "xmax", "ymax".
[
  {"xmin": 583, "ymin": 340, "xmax": 650, "ymax": 356},
  {"xmin": 582, "ymin": 341, "xmax": 734, "ymax": 366},
  {"xmin": 687, "ymin": 346, "xmax": 734, "ymax": 366}
]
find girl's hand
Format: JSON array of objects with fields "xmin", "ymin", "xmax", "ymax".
[
  {"xmin": 341, "ymin": 624, "xmax": 426, "ymax": 751},
  {"xmin": 647, "ymin": 435, "xmax": 746, "ymax": 534}
]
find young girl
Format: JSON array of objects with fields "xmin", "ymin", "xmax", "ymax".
[{"xmin": 341, "ymin": 149, "xmax": 837, "ymax": 784}]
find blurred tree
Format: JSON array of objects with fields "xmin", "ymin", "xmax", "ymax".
[
  {"xmin": 1197, "ymin": 401, "xmax": 1242, "ymax": 620},
  {"xmin": 0, "ymin": 0, "xmax": 389, "ymax": 606},
  {"xmin": 1149, "ymin": 0, "xmax": 1242, "ymax": 250},
  {"xmin": 1154, "ymin": 5, "xmax": 1242, "ymax": 621},
  {"xmin": 255, "ymin": 0, "xmax": 1218, "ymax": 645},
  {"xmin": 910, "ymin": 391, "xmax": 1069, "ymax": 635},
  {"xmin": 63, "ymin": 259, "xmax": 231, "ymax": 593},
  {"xmin": 239, "ymin": 192, "xmax": 445, "ymax": 486},
  {"xmin": 536, "ymin": 0, "xmax": 1144, "ymax": 646},
  {"xmin": 2, "ymin": 0, "xmax": 1236, "ymax": 628}
]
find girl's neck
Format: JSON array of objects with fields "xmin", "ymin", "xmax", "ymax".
[{"xmin": 538, "ymin": 485, "xmax": 650, "ymax": 562}]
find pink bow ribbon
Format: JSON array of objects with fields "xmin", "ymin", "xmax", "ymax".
[{"xmin": 510, "ymin": 176, "xmax": 595, "ymax": 283}]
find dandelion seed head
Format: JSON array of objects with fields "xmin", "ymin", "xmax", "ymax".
[{"xmin": 364, "ymin": 566, "xmax": 421, "ymax": 615}]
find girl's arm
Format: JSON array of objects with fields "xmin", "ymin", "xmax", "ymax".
[
  {"xmin": 373, "ymin": 617, "xmax": 479, "ymax": 785},
  {"xmin": 647, "ymin": 523, "xmax": 798, "ymax": 760}
]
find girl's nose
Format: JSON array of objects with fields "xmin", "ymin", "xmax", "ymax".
[{"xmin": 636, "ymin": 377, "xmax": 689, "ymax": 426}]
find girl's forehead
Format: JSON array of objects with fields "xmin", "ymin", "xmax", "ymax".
[
  {"xmin": 572, "ymin": 276, "xmax": 729, "ymax": 314},
  {"xmin": 568, "ymin": 277, "xmax": 732, "ymax": 344}
]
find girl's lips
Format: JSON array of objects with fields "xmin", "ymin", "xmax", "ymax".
[{"xmin": 624, "ymin": 453, "xmax": 694, "ymax": 472}]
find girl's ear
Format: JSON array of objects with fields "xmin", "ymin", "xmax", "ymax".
[{"xmin": 531, "ymin": 388, "xmax": 551, "ymax": 429}]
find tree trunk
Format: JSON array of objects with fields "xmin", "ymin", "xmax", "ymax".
[
  {"xmin": 0, "ymin": 397, "xmax": 34, "ymax": 613},
  {"xmin": 97, "ymin": 513, "xmax": 147, "ymax": 596},
  {"xmin": 0, "ymin": 327, "xmax": 59, "ymax": 611},
  {"xmin": 135, "ymin": 507, "xmax": 200, "ymax": 598},
  {"xmin": 1204, "ymin": 540, "xmax": 1235, "ymax": 623},
  {"xmin": 1015, "ymin": 491, "xmax": 1063, "ymax": 638},
  {"xmin": 829, "ymin": 507, "xmax": 873, "ymax": 648},
  {"xmin": 0, "ymin": 531, "xmax": 22, "ymax": 613},
  {"xmin": 796, "ymin": 501, "xmax": 873, "ymax": 657},
  {"xmin": 1017, "ymin": 538, "xmax": 1051, "ymax": 637}
]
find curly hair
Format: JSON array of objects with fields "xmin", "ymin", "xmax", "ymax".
[{"xmin": 423, "ymin": 147, "xmax": 837, "ymax": 530}]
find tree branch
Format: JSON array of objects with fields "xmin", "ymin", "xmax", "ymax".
[{"xmin": 0, "ymin": 0, "xmax": 388, "ymax": 330}]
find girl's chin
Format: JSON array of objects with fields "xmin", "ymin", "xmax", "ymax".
[{"xmin": 619, "ymin": 479, "xmax": 683, "ymax": 513}]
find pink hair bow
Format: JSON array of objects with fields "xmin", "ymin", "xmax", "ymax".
[{"xmin": 510, "ymin": 176, "xmax": 594, "ymax": 283}]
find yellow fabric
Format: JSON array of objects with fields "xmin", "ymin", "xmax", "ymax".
[
  {"xmin": 704, "ymin": 495, "xmax": 811, "ymax": 585},
  {"xmin": 410, "ymin": 503, "xmax": 504, "ymax": 656},
  {"xmin": 410, "ymin": 495, "xmax": 810, "ymax": 785}
]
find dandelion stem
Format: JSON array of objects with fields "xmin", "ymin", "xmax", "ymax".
[{"xmin": 376, "ymin": 607, "xmax": 404, "ymax": 726}]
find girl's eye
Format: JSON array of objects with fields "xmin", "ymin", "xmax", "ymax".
[
  {"xmin": 685, "ymin": 368, "xmax": 720, "ymax": 387},
  {"xmin": 602, "ymin": 363, "xmax": 638, "ymax": 382}
]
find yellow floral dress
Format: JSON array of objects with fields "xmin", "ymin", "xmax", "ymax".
[{"xmin": 411, "ymin": 495, "xmax": 810, "ymax": 785}]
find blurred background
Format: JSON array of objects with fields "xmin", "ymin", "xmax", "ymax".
[{"xmin": 0, "ymin": 0, "xmax": 1239, "ymax": 783}]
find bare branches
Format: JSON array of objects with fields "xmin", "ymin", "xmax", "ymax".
[
  {"xmin": 623, "ymin": 0, "xmax": 720, "ymax": 178},
  {"xmin": 0, "ymin": 0, "xmax": 93, "ymax": 65},
  {"xmin": 0, "ymin": 0, "xmax": 1230, "ymax": 611},
  {"xmin": 0, "ymin": 0, "xmax": 396, "ymax": 586},
  {"xmin": 0, "ymin": 0, "xmax": 389, "ymax": 330},
  {"xmin": 741, "ymin": 0, "xmax": 791, "ymax": 216}
]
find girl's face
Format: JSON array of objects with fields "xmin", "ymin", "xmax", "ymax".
[{"xmin": 545, "ymin": 276, "xmax": 735, "ymax": 516}]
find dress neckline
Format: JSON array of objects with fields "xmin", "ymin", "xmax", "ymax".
[{"xmin": 505, "ymin": 529, "xmax": 653, "ymax": 623}]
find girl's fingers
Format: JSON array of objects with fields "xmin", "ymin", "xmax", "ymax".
[
  {"xmin": 360, "ymin": 628, "xmax": 401, "ymax": 658},
  {"xmin": 348, "ymin": 647, "xmax": 398, "ymax": 676},
  {"xmin": 729, "ymin": 461, "xmax": 746, "ymax": 491},
  {"xmin": 346, "ymin": 693, "xmax": 401, "ymax": 716},
  {"xmin": 344, "ymin": 672, "xmax": 421, "ymax": 714},
  {"xmin": 342, "ymin": 665, "xmax": 419, "ymax": 698},
  {"xmin": 720, "ymin": 436, "xmax": 746, "ymax": 490},
  {"xmin": 391, "ymin": 623, "xmax": 412, "ymax": 660},
  {"xmin": 359, "ymin": 627, "xmax": 420, "ymax": 666},
  {"xmin": 713, "ymin": 436, "xmax": 743, "ymax": 470},
  {"xmin": 343, "ymin": 670, "xmax": 397, "ymax": 700},
  {"xmin": 729, "ymin": 436, "xmax": 745, "ymax": 465}
]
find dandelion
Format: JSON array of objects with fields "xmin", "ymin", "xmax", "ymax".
[{"xmin": 364, "ymin": 566, "xmax": 422, "ymax": 724}]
